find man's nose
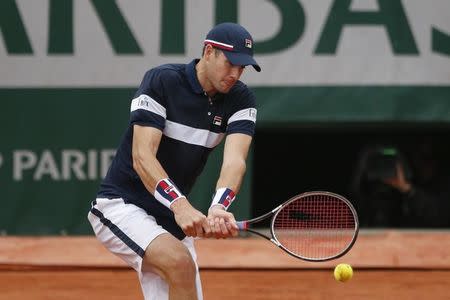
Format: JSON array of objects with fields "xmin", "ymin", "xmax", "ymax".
[{"xmin": 229, "ymin": 66, "xmax": 242, "ymax": 78}]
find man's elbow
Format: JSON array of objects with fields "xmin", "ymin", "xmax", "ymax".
[
  {"xmin": 230, "ymin": 158, "xmax": 247, "ymax": 175},
  {"xmin": 132, "ymin": 149, "xmax": 146, "ymax": 174},
  {"xmin": 240, "ymin": 159, "xmax": 247, "ymax": 174}
]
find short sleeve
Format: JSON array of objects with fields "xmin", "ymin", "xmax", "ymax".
[
  {"xmin": 226, "ymin": 87, "xmax": 257, "ymax": 136},
  {"xmin": 130, "ymin": 69, "xmax": 167, "ymax": 130}
]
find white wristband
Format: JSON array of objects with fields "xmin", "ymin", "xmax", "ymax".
[
  {"xmin": 210, "ymin": 187, "xmax": 236, "ymax": 210},
  {"xmin": 154, "ymin": 178, "xmax": 184, "ymax": 209}
]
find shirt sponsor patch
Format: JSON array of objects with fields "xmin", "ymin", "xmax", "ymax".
[
  {"xmin": 213, "ymin": 116, "xmax": 222, "ymax": 126},
  {"xmin": 130, "ymin": 94, "xmax": 166, "ymax": 118},
  {"xmin": 228, "ymin": 108, "xmax": 257, "ymax": 124}
]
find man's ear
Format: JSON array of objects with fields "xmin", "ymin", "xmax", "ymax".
[{"xmin": 203, "ymin": 44, "xmax": 214, "ymax": 59}]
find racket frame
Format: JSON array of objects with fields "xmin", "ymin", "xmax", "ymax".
[{"xmin": 237, "ymin": 191, "xmax": 359, "ymax": 262}]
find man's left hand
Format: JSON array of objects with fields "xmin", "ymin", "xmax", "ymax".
[{"xmin": 207, "ymin": 205, "xmax": 239, "ymax": 239}]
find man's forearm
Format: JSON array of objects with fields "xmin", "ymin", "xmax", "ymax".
[{"xmin": 215, "ymin": 158, "xmax": 246, "ymax": 193}]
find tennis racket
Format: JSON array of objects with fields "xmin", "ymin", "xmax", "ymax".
[{"xmin": 237, "ymin": 191, "xmax": 359, "ymax": 262}]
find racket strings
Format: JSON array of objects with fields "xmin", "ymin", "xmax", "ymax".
[{"xmin": 273, "ymin": 194, "xmax": 356, "ymax": 260}]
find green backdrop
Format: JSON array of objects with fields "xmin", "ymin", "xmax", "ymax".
[{"xmin": 1, "ymin": 0, "xmax": 449, "ymax": 234}]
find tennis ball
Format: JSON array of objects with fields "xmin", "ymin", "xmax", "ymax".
[{"xmin": 334, "ymin": 263, "xmax": 353, "ymax": 282}]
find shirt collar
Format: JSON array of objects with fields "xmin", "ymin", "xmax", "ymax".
[{"xmin": 186, "ymin": 59, "xmax": 204, "ymax": 94}]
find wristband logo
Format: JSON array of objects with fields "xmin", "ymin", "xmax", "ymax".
[
  {"xmin": 158, "ymin": 179, "xmax": 181, "ymax": 202},
  {"xmin": 164, "ymin": 185, "xmax": 174, "ymax": 194},
  {"xmin": 219, "ymin": 189, "xmax": 236, "ymax": 208},
  {"xmin": 222, "ymin": 196, "xmax": 231, "ymax": 208}
]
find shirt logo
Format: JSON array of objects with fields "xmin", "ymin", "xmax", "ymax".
[
  {"xmin": 245, "ymin": 39, "xmax": 252, "ymax": 49},
  {"xmin": 213, "ymin": 116, "xmax": 222, "ymax": 126},
  {"xmin": 138, "ymin": 95, "xmax": 150, "ymax": 108}
]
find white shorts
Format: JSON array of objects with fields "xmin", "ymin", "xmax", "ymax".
[{"xmin": 87, "ymin": 198, "xmax": 203, "ymax": 300}]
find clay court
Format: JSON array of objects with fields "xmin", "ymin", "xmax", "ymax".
[{"xmin": 1, "ymin": 230, "xmax": 449, "ymax": 299}]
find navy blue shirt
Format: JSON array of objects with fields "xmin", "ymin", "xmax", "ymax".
[{"xmin": 98, "ymin": 59, "xmax": 257, "ymax": 239}]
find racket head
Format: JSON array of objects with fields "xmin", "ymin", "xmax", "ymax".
[{"xmin": 270, "ymin": 191, "xmax": 359, "ymax": 262}]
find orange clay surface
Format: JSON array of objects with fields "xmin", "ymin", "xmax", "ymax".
[{"xmin": 0, "ymin": 230, "xmax": 449, "ymax": 300}]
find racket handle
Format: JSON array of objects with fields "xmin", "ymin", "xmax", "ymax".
[{"xmin": 236, "ymin": 221, "xmax": 247, "ymax": 230}]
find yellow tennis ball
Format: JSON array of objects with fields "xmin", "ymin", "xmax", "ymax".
[{"xmin": 334, "ymin": 263, "xmax": 353, "ymax": 282}]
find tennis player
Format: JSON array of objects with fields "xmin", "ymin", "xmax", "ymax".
[{"xmin": 88, "ymin": 22, "xmax": 261, "ymax": 300}]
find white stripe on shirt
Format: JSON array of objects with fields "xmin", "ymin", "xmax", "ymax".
[
  {"xmin": 228, "ymin": 108, "xmax": 257, "ymax": 125},
  {"xmin": 131, "ymin": 94, "xmax": 166, "ymax": 118},
  {"xmin": 164, "ymin": 120, "xmax": 224, "ymax": 148}
]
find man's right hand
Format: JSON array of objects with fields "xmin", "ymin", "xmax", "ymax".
[{"xmin": 171, "ymin": 198, "xmax": 212, "ymax": 238}]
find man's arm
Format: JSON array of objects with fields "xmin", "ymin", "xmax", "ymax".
[
  {"xmin": 208, "ymin": 133, "xmax": 252, "ymax": 238},
  {"xmin": 132, "ymin": 125, "xmax": 166, "ymax": 191},
  {"xmin": 132, "ymin": 125, "xmax": 211, "ymax": 237},
  {"xmin": 216, "ymin": 133, "xmax": 252, "ymax": 193}
]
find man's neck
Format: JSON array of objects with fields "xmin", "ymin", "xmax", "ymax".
[{"xmin": 195, "ymin": 59, "xmax": 217, "ymax": 97}]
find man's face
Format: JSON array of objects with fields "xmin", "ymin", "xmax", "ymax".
[{"xmin": 206, "ymin": 47, "xmax": 245, "ymax": 94}]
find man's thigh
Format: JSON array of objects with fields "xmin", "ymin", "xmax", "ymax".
[{"xmin": 88, "ymin": 198, "xmax": 167, "ymax": 272}]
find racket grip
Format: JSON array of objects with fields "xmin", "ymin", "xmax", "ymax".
[{"xmin": 236, "ymin": 221, "xmax": 247, "ymax": 230}]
